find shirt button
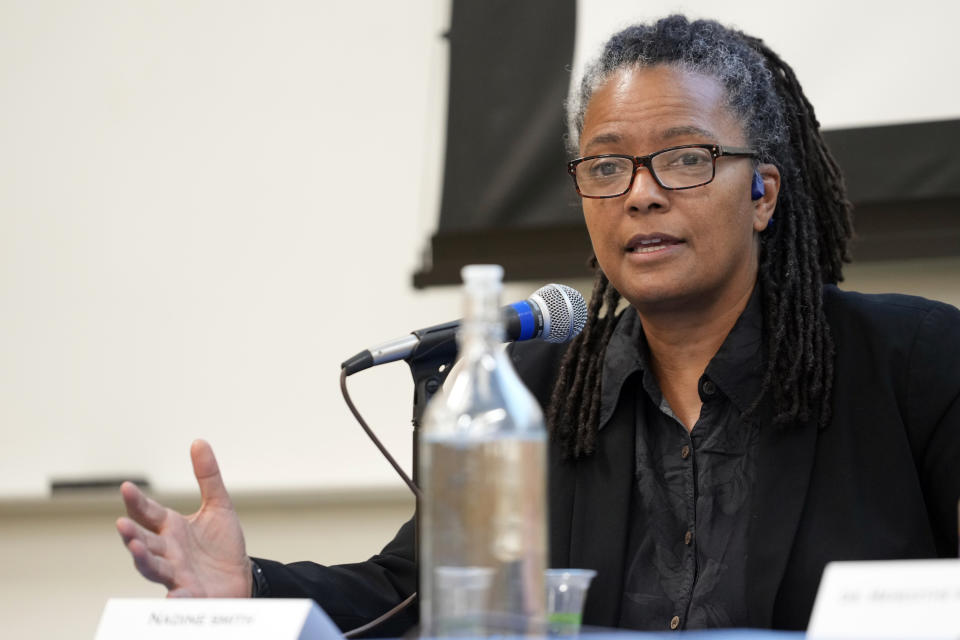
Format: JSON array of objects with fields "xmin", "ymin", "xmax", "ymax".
[
  {"xmin": 670, "ymin": 615, "xmax": 680, "ymax": 630},
  {"xmin": 701, "ymin": 379, "xmax": 716, "ymax": 395},
  {"xmin": 684, "ymin": 530, "xmax": 693, "ymax": 545},
  {"xmin": 680, "ymin": 445, "xmax": 690, "ymax": 459}
]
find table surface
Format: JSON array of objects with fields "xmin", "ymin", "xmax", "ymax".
[{"xmin": 577, "ymin": 630, "xmax": 803, "ymax": 639}]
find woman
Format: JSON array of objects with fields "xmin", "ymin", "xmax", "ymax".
[{"xmin": 117, "ymin": 15, "xmax": 960, "ymax": 634}]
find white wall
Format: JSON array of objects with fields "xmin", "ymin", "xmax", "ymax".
[
  {"xmin": 1, "ymin": 1, "xmax": 959, "ymax": 637},
  {"xmin": 575, "ymin": 0, "xmax": 960, "ymax": 129},
  {"xmin": 0, "ymin": 0, "xmax": 461, "ymax": 497},
  {"xmin": 3, "ymin": 0, "xmax": 960, "ymax": 499}
]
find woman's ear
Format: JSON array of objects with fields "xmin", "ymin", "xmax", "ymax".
[{"xmin": 753, "ymin": 163, "xmax": 780, "ymax": 232}]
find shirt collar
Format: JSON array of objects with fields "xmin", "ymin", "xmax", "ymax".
[{"xmin": 598, "ymin": 285, "xmax": 767, "ymax": 430}]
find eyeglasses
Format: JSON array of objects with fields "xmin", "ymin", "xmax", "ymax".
[{"xmin": 566, "ymin": 144, "xmax": 757, "ymax": 198}]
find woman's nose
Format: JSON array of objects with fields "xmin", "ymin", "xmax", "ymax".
[{"xmin": 622, "ymin": 166, "xmax": 670, "ymax": 213}]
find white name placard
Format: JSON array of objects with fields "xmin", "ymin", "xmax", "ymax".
[
  {"xmin": 94, "ymin": 598, "xmax": 344, "ymax": 640},
  {"xmin": 808, "ymin": 559, "xmax": 960, "ymax": 639}
]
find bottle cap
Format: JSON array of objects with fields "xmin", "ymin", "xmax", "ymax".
[
  {"xmin": 459, "ymin": 265, "xmax": 504, "ymax": 331},
  {"xmin": 460, "ymin": 264, "xmax": 504, "ymax": 286}
]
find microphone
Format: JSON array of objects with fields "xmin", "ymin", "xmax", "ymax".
[{"xmin": 341, "ymin": 284, "xmax": 587, "ymax": 376}]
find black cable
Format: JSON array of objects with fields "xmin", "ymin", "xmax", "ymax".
[
  {"xmin": 339, "ymin": 368, "xmax": 423, "ymax": 501},
  {"xmin": 343, "ymin": 593, "xmax": 418, "ymax": 639},
  {"xmin": 339, "ymin": 367, "xmax": 420, "ymax": 638}
]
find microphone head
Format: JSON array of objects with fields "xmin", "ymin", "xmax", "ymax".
[{"xmin": 530, "ymin": 284, "xmax": 588, "ymax": 343}]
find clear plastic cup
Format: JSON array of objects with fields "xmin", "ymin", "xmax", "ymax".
[
  {"xmin": 433, "ymin": 566, "xmax": 495, "ymax": 637},
  {"xmin": 545, "ymin": 568, "xmax": 597, "ymax": 636}
]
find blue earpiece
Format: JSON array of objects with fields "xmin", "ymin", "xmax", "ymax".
[{"xmin": 751, "ymin": 171, "xmax": 765, "ymax": 200}]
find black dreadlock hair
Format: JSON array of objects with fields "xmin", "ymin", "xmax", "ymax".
[{"xmin": 549, "ymin": 15, "xmax": 853, "ymax": 458}]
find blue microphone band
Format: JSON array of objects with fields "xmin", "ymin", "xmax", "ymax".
[{"xmin": 509, "ymin": 301, "xmax": 537, "ymax": 341}]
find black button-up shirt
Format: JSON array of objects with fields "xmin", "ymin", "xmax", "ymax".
[{"xmin": 617, "ymin": 288, "xmax": 765, "ymax": 631}]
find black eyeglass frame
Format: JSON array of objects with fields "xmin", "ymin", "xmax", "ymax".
[{"xmin": 566, "ymin": 143, "xmax": 758, "ymax": 198}]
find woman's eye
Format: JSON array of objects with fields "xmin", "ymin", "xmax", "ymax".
[
  {"xmin": 589, "ymin": 160, "xmax": 626, "ymax": 177},
  {"xmin": 675, "ymin": 152, "xmax": 708, "ymax": 166}
]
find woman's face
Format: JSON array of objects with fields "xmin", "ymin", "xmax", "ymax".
[{"xmin": 579, "ymin": 65, "xmax": 778, "ymax": 315}]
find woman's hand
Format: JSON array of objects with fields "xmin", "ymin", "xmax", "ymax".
[{"xmin": 115, "ymin": 439, "xmax": 252, "ymax": 598}]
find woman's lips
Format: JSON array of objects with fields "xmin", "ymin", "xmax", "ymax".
[{"xmin": 625, "ymin": 233, "xmax": 684, "ymax": 254}]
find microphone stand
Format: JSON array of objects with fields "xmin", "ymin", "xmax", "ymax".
[
  {"xmin": 404, "ymin": 330, "xmax": 459, "ymax": 609},
  {"xmin": 337, "ymin": 331, "xmax": 457, "ymax": 638}
]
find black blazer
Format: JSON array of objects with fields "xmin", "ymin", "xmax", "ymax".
[{"xmin": 255, "ymin": 286, "xmax": 960, "ymax": 635}]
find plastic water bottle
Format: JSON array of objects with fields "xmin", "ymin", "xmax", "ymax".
[{"xmin": 418, "ymin": 264, "xmax": 548, "ymax": 636}]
